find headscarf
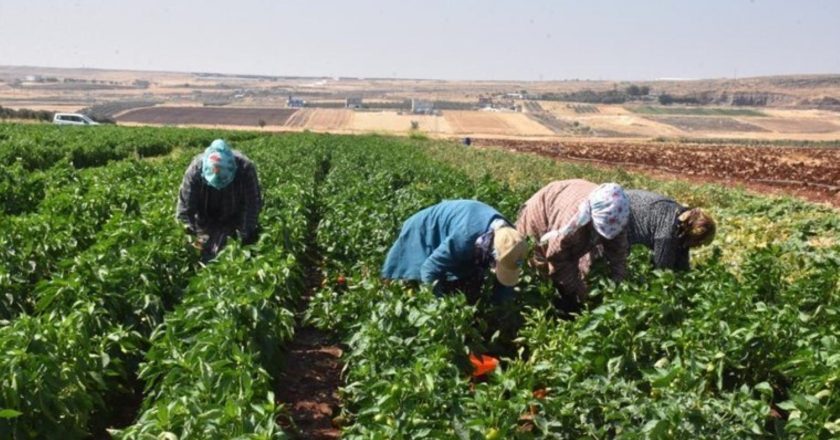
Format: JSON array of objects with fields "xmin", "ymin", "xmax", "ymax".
[
  {"xmin": 540, "ymin": 183, "xmax": 629, "ymax": 244},
  {"xmin": 202, "ymin": 139, "xmax": 237, "ymax": 189},
  {"xmin": 474, "ymin": 229, "xmax": 496, "ymax": 268}
]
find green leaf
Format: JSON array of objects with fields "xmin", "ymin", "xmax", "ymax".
[
  {"xmin": 776, "ymin": 400, "xmax": 797, "ymax": 411},
  {"xmin": 0, "ymin": 409, "xmax": 22, "ymax": 419},
  {"xmin": 754, "ymin": 382, "xmax": 772, "ymax": 395}
]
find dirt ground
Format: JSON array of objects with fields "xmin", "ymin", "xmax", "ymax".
[
  {"xmin": 286, "ymin": 109, "xmax": 353, "ymax": 130},
  {"xmin": 445, "ymin": 110, "xmax": 555, "ymax": 136},
  {"xmin": 349, "ymin": 111, "xmax": 451, "ymax": 134},
  {"xmin": 276, "ymin": 327, "xmax": 342, "ymax": 440},
  {"xmin": 473, "ymin": 138, "xmax": 840, "ymax": 207}
]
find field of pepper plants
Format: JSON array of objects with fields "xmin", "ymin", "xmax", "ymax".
[{"xmin": 0, "ymin": 123, "xmax": 837, "ymax": 439}]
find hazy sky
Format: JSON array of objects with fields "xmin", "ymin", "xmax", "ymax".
[{"xmin": 1, "ymin": 0, "xmax": 838, "ymax": 81}]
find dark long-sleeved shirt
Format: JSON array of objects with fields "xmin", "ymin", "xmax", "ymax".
[
  {"xmin": 176, "ymin": 151, "xmax": 262, "ymax": 241},
  {"xmin": 626, "ymin": 190, "xmax": 690, "ymax": 271}
]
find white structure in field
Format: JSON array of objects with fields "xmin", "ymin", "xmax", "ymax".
[
  {"xmin": 287, "ymin": 96, "xmax": 306, "ymax": 108},
  {"xmin": 346, "ymin": 97, "xmax": 363, "ymax": 109},
  {"xmin": 411, "ymin": 99, "xmax": 434, "ymax": 114}
]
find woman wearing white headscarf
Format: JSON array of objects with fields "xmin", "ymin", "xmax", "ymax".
[{"xmin": 516, "ymin": 179, "xmax": 630, "ymax": 314}]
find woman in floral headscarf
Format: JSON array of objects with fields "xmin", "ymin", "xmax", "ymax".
[
  {"xmin": 176, "ymin": 139, "xmax": 262, "ymax": 261},
  {"xmin": 516, "ymin": 179, "xmax": 630, "ymax": 314}
]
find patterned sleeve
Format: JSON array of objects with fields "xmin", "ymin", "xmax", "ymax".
[
  {"xmin": 547, "ymin": 229, "xmax": 589, "ymax": 299},
  {"xmin": 550, "ymin": 259, "xmax": 587, "ymax": 300},
  {"xmin": 176, "ymin": 158, "xmax": 202, "ymax": 232},
  {"xmin": 602, "ymin": 230, "xmax": 629, "ymax": 282}
]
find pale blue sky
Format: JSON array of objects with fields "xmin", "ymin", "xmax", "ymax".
[{"xmin": 1, "ymin": 0, "xmax": 838, "ymax": 80}]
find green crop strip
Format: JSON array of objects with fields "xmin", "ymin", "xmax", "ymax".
[{"xmin": 113, "ymin": 136, "xmax": 323, "ymax": 439}]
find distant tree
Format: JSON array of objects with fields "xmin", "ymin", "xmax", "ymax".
[
  {"xmin": 626, "ymin": 85, "xmax": 650, "ymax": 97},
  {"xmin": 258, "ymin": 119, "xmax": 266, "ymax": 129},
  {"xmin": 659, "ymin": 93, "xmax": 674, "ymax": 105}
]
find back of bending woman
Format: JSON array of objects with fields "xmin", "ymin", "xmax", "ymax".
[
  {"xmin": 625, "ymin": 190, "xmax": 716, "ymax": 271},
  {"xmin": 517, "ymin": 179, "xmax": 630, "ymax": 314}
]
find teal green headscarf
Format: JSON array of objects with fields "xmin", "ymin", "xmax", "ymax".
[{"xmin": 202, "ymin": 139, "xmax": 237, "ymax": 189}]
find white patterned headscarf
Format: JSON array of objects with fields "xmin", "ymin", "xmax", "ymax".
[{"xmin": 540, "ymin": 183, "xmax": 629, "ymax": 244}]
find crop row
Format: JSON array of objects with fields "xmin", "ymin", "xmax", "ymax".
[
  {"xmin": 0, "ymin": 205, "xmax": 198, "ymax": 438},
  {"xmin": 113, "ymin": 137, "xmax": 320, "ymax": 438},
  {"xmin": 0, "ymin": 158, "xmax": 198, "ymax": 320},
  {"xmin": 308, "ymin": 135, "xmax": 515, "ymax": 438},
  {"xmin": 1, "ymin": 134, "xmax": 330, "ymax": 438},
  {"xmin": 309, "ymin": 134, "xmax": 839, "ymax": 438}
]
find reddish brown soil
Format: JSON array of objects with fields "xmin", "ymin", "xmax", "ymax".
[
  {"xmin": 276, "ymin": 327, "xmax": 342, "ymax": 440},
  {"xmin": 473, "ymin": 138, "xmax": 840, "ymax": 207},
  {"xmin": 117, "ymin": 107, "xmax": 298, "ymax": 127},
  {"xmin": 275, "ymin": 194, "xmax": 342, "ymax": 440}
]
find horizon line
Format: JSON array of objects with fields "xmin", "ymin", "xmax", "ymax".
[{"xmin": 2, "ymin": 63, "xmax": 840, "ymax": 84}]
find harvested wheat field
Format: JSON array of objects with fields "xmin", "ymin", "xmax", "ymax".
[
  {"xmin": 647, "ymin": 116, "xmax": 769, "ymax": 133},
  {"xmin": 285, "ymin": 109, "xmax": 353, "ymax": 130},
  {"xmin": 349, "ymin": 111, "xmax": 451, "ymax": 134},
  {"xmin": 750, "ymin": 117, "xmax": 840, "ymax": 133},
  {"xmin": 444, "ymin": 110, "xmax": 554, "ymax": 136},
  {"xmin": 584, "ymin": 114, "xmax": 684, "ymax": 137}
]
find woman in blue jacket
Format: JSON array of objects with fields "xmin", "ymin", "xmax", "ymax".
[{"xmin": 381, "ymin": 200, "xmax": 528, "ymax": 302}]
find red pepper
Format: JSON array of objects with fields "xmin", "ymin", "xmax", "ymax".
[{"xmin": 469, "ymin": 353, "xmax": 499, "ymax": 377}]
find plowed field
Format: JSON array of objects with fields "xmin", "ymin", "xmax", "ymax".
[
  {"xmin": 117, "ymin": 106, "xmax": 298, "ymax": 127},
  {"xmin": 285, "ymin": 109, "xmax": 352, "ymax": 130},
  {"xmin": 473, "ymin": 138, "xmax": 840, "ymax": 206}
]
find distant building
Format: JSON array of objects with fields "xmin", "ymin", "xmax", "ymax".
[
  {"xmin": 346, "ymin": 97, "xmax": 363, "ymax": 109},
  {"xmin": 477, "ymin": 97, "xmax": 519, "ymax": 112},
  {"xmin": 287, "ymin": 96, "xmax": 305, "ymax": 108},
  {"xmin": 411, "ymin": 99, "xmax": 434, "ymax": 114}
]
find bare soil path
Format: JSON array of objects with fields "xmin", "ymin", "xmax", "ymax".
[
  {"xmin": 276, "ymin": 155, "xmax": 342, "ymax": 439},
  {"xmin": 276, "ymin": 325, "xmax": 342, "ymax": 439}
]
